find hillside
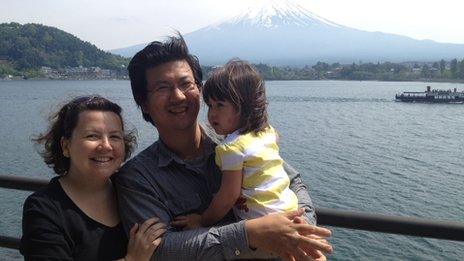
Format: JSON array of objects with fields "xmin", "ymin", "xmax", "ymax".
[{"xmin": 0, "ymin": 23, "xmax": 128, "ymax": 71}]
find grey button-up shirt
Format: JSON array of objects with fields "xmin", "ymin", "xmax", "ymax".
[{"xmin": 113, "ymin": 128, "xmax": 316, "ymax": 260}]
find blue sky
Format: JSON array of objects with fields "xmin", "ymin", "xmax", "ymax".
[{"xmin": 2, "ymin": 0, "xmax": 463, "ymax": 50}]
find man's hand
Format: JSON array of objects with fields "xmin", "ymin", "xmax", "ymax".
[
  {"xmin": 245, "ymin": 209, "xmax": 333, "ymax": 261},
  {"xmin": 292, "ymin": 216, "xmax": 329, "ymax": 261},
  {"xmin": 171, "ymin": 214, "xmax": 202, "ymax": 230}
]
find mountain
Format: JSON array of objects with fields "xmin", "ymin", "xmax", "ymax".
[
  {"xmin": 111, "ymin": 0, "xmax": 464, "ymax": 65},
  {"xmin": 0, "ymin": 22, "xmax": 128, "ymax": 70}
]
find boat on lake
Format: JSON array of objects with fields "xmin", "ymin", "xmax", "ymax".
[{"xmin": 395, "ymin": 86, "xmax": 464, "ymax": 103}]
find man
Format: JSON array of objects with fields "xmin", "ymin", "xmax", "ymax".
[{"xmin": 113, "ymin": 34, "xmax": 332, "ymax": 260}]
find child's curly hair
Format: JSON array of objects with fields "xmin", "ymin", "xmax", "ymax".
[{"xmin": 203, "ymin": 59, "xmax": 269, "ymax": 134}]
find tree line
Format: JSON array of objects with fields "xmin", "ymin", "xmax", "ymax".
[
  {"xmin": 203, "ymin": 59, "xmax": 464, "ymax": 82},
  {"xmin": 2, "ymin": 22, "xmax": 463, "ymax": 82},
  {"xmin": 0, "ymin": 23, "xmax": 129, "ymax": 78}
]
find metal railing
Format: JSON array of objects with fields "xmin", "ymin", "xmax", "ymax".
[
  {"xmin": 0, "ymin": 175, "xmax": 49, "ymax": 250},
  {"xmin": 1, "ymin": 174, "xmax": 464, "ymax": 251}
]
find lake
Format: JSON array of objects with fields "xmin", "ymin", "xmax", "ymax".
[{"xmin": 0, "ymin": 80, "xmax": 463, "ymax": 260}]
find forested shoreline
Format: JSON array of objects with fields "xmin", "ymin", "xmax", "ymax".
[{"xmin": 2, "ymin": 23, "xmax": 463, "ymax": 82}]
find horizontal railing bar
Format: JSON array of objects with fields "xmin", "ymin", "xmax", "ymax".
[
  {"xmin": 1, "ymin": 174, "xmax": 464, "ymax": 252},
  {"xmin": 0, "ymin": 235, "xmax": 20, "ymax": 250},
  {"xmin": 316, "ymin": 207, "xmax": 464, "ymax": 241},
  {"xmin": 0, "ymin": 174, "xmax": 49, "ymax": 191}
]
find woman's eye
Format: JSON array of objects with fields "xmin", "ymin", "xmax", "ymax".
[
  {"xmin": 86, "ymin": 134, "xmax": 99, "ymax": 139},
  {"xmin": 111, "ymin": 135, "xmax": 123, "ymax": 140}
]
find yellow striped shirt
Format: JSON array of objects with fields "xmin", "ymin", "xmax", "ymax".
[{"xmin": 215, "ymin": 126, "xmax": 298, "ymax": 219}]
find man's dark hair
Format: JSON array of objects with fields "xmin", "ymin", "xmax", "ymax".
[
  {"xmin": 127, "ymin": 34, "xmax": 203, "ymax": 125},
  {"xmin": 34, "ymin": 95, "xmax": 136, "ymax": 175},
  {"xmin": 203, "ymin": 59, "xmax": 269, "ymax": 134}
]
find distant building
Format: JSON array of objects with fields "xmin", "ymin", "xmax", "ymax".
[
  {"xmin": 41, "ymin": 66, "xmax": 52, "ymax": 74},
  {"xmin": 0, "ymin": 55, "xmax": 9, "ymax": 65}
]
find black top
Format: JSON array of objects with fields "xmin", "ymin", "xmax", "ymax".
[{"xmin": 20, "ymin": 177, "xmax": 127, "ymax": 261}]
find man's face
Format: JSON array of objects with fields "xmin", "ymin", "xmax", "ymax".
[{"xmin": 142, "ymin": 60, "xmax": 201, "ymax": 134}]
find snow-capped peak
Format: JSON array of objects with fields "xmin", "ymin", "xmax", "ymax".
[{"xmin": 217, "ymin": 0, "xmax": 341, "ymax": 29}]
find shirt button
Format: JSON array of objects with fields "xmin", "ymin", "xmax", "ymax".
[{"xmin": 235, "ymin": 249, "xmax": 241, "ymax": 256}]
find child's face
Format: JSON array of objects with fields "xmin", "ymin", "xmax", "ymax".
[{"xmin": 206, "ymin": 98, "xmax": 240, "ymax": 135}]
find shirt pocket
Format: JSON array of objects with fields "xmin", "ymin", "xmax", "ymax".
[{"xmin": 165, "ymin": 193, "xmax": 202, "ymax": 216}]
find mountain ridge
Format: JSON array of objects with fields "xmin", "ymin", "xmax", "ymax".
[{"xmin": 110, "ymin": 1, "xmax": 464, "ymax": 65}]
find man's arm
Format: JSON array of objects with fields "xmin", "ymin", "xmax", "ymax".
[
  {"xmin": 114, "ymin": 166, "xmax": 331, "ymax": 260},
  {"xmin": 114, "ymin": 170, "xmax": 250, "ymax": 261},
  {"xmin": 284, "ymin": 162, "xmax": 317, "ymax": 225}
]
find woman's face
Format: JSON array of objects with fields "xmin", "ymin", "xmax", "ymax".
[{"xmin": 62, "ymin": 110, "xmax": 125, "ymax": 181}]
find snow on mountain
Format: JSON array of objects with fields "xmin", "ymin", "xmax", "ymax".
[
  {"xmin": 112, "ymin": 0, "xmax": 464, "ymax": 65},
  {"xmin": 214, "ymin": 0, "xmax": 342, "ymax": 29}
]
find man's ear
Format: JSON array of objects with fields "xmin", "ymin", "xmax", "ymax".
[
  {"xmin": 141, "ymin": 100, "xmax": 149, "ymax": 114},
  {"xmin": 61, "ymin": 137, "xmax": 70, "ymax": 158},
  {"xmin": 141, "ymin": 105, "xmax": 147, "ymax": 114}
]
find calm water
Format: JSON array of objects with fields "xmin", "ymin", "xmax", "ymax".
[{"xmin": 1, "ymin": 80, "xmax": 463, "ymax": 260}]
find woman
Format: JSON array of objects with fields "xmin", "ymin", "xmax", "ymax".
[{"xmin": 20, "ymin": 95, "xmax": 165, "ymax": 260}]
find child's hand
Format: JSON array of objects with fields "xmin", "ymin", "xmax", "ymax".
[
  {"xmin": 171, "ymin": 214, "xmax": 202, "ymax": 230},
  {"xmin": 235, "ymin": 195, "xmax": 249, "ymax": 212}
]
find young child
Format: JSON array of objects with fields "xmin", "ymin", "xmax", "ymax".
[{"xmin": 174, "ymin": 59, "xmax": 298, "ymax": 229}]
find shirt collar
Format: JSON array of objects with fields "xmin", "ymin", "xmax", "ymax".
[{"xmin": 155, "ymin": 125, "xmax": 217, "ymax": 168}]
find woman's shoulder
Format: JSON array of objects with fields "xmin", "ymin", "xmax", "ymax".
[{"xmin": 23, "ymin": 177, "xmax": 65, "ymax": 212}]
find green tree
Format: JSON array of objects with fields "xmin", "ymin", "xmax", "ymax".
[
  {"xmin": 450, "ymin": 59, "xmax": 458, "ymax": 78},
  {"xmin": 458, "ymin": 59, "xmax": 464, "ymax": 79},
  {"xmin": 0, "ymin": 22, "xmax": 129, "ymax": 72},
  {"xmin": 439, "ymin": 59, "xmax": 446, "ymax": 76},
  {"xmin": 421, "ymin": 64, "xmax": 431, "ymax": 78},
  {"xmin": 0, "ymin": 64, "xmax": 18, "ymax": 77},
  {"xmin": 312, "ymin": 61, "xmax": 330, "ymax": 79}
]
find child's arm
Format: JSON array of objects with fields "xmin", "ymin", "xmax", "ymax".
[
  {"xmin": 201, "ymin": 170, "xmax": 243, "ymax": 226},
  {"xmin": 172, "ymin": 169, "xmax": 243, "ymax": 230}
]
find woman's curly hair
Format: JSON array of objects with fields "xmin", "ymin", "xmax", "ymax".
[{"xmin": 33, "ymin": 95, "xmax": 136, "ymax": 175}]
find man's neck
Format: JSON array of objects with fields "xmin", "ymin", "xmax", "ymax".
[{"xmin": 159, "ymin": 123, "xmax": 203, "ymax": 160}]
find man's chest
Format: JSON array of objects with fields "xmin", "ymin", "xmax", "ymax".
[{"xmin": 151, "ymin": 160, "xmax": 222, "ymax": 216}]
